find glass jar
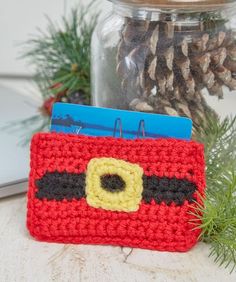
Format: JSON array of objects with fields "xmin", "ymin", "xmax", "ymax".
[{"xmin": 91, "ymin": 0, "xmax": 236, "ymax": 126}]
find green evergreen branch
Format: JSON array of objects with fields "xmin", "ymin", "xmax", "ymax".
[
  {"xmin": 22, "ymin": 1, "xmax": 99, "ymax": 101},
  {"xmin": 194, "ymin": 115, "xmax": 236, "ymax": 273}
]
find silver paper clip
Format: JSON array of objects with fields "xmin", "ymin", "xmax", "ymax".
[
  {"xmin": 113, "ymin": 118, "xmax": 123, "ymax": 138},
  {"xmin": 137, "ymin": 119, "xmax": 146, "ymax": 138}
]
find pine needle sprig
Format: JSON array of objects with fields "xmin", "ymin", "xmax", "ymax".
[
  {"xmin": 194, "ymin": 115, "xmax": 236, "ymax": 273},
  {"xmin": 22, "ymin": 1, "xmax": 99, "ymax": 101},
  {"xmin": 195, "ymin": 115, "xmax": 236, "ymax": 195}
]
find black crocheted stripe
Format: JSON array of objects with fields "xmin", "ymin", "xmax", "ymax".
[
  {"xmin": 35, "ymin": 171, "xmax": 86, "ymax": 201},
  {"xmin": 35, "ymin": 172, "xmax": 197, "ymax": 205},
  {"xmin": 100, "ymin": 174, "xmax": 126, "ymax": 192},
  {"xmin": 142, "ymin": 175, "xmax": 197, "ymax": 206}
]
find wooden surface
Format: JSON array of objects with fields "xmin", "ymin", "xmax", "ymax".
[{"xmin": 0, "ymin": 194, "xmax": 235, "ymax": 282}]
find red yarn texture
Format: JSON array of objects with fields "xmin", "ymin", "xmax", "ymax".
[{"xmin": 27, "ymin": 133, "xmax": 205, "ymax": 252}]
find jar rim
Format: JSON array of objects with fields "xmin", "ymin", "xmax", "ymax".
[{"xmin": 110, "ymin": 0, "xmax": 236, "ymax": 9}]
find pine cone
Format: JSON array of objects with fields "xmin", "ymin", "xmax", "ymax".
[
  {"xmin": 66, "ymin": 90, "xmax": 87, "ymax": 105},
  {"xmin": 116, "ymin": 17, "xmax": 236, "ymax": 125}
]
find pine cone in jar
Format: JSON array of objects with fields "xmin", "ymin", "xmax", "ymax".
[{"xmin": 116, "ymin": 16, "xmax": 236, "ymax": 125}]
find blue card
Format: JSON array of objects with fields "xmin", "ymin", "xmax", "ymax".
[{"xmin": 51, "ymin": 103, "xmax": 192, "ymax": 140}]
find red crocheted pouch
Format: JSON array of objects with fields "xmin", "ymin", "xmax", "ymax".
[{"xmin": 27, "ymin": 132, "xmax": 205, "ymax": 252}]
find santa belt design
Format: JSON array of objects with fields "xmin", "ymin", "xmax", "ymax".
[{"xmin": 36, "ymin": 157, "xmax": 197, "ymax": 212}]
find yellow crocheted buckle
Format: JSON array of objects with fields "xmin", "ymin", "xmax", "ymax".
[{"xmin": 86, "ymin": 158, "xmax": 143, "ymax": 212}]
